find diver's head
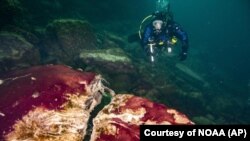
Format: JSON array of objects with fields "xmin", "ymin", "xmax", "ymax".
[{"xmin": 152, "ymin": 19, "xmax": 163, "ymax": 34}]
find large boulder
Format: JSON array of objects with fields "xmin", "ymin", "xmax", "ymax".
[
  {"xmin": 90, "ymin": 94, "xmax": 194, "ymax": 141},
  {"xmin": 79, "ymin": 48, "xmax": 135, "ymax": 74},
  {"xmin": 0, "ymin": 32, "xmax": 40, "ymax": 74},
  {"xmin": 1, "ymin": 26, "xmax": 40, "ymax": 45},
  {"xmin": 0, "ymin": 65, "xmax": 109, "ymax": 141},
  {"xmin": 43, "ymin": 19, "xmax": 98, "ymax": 64}
]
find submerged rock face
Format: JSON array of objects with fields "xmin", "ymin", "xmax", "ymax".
[
  {"xmin": 0, "ymin": 32, "xmax": 40, "ymax": 74},
  {"xmin": 90, "ymin": 94, "xmax": 194, "ymax": 141},
  {"xmin": 79, "ymin": 48, "xmax": 135, "ymax": 73},
  {"xmin": 0, "ymin": 65, "xmax": 105, "ymax": 141},
  {"xmin": 44, "ymin": 19, "xmax": 98, "ymax": 64}
]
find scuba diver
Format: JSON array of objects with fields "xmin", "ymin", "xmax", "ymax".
[{"xmin": 139, "ymin": 0, "xmax": 189, "ymax": 63}]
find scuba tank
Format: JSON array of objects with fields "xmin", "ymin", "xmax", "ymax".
[{"xmin": 156, "ymin": 0, "xmax": 170, "ymax": 12}]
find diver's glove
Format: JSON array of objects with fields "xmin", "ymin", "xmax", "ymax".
[{"xmin": 179, "ymin": 52, "xmax": 187, "ymax": 61}]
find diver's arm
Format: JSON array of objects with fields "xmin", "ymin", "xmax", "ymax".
[
  {"xmin": 142, "ymin": 25, "xmax": 153, "ymax": 49},
  {"xmin": 171, "ymin": 21, "xmax": 189, "ymax": 60}
]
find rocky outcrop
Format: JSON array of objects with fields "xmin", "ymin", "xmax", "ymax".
[
  {"xmin": 1, "ymin": 26, "xmax": 40, "ymax": 45},
  {"xmin": 175, "ymin": 63, "xmax": 209, "ymax": 88},
  {"xmin": 79, "ymin": 48, "xmax": 135, "ymax": 74},
  {"xmin": 0, "ymin": 32, "xmax": 40, "ymax": 74},
  {"xmin": 43, "ymin": 19, "xmax": 98, "ymax": 64},
  {"xmin": 90, "ymin": 94, "xmax": 194, "ymax": 141},
  {"xmin": 0, "ymin": 65, "xmax": 108, "ymax": 141}
]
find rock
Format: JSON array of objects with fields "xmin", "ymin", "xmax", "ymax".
[
  {"xmin": 90, "ymin": 94, "xmax": 194, "ymax": 141},
  {"xmin": 44, "ymin": 19, "xmax": 98, "ymax": 64},
  {"xmin": 79, "ymin": 48, "xmax": 135, "ymax": 73},
  {"xmin": 175, "ymin": 63, "xmax": 210, "ymax": 88},
  {"xmin": 0, "ymin": 32, "xmax": 40, "ymax": 74},
  {"xmin": 0, "ymin": 65, "xmax": 108, "ymax": 141},
  {"xmin": 1, "ymin": 26, "xmax": 40, "ymax": 45},
  {"xmin": 102, "ymin": 31, "xmax": 127, "ymax": 47}
]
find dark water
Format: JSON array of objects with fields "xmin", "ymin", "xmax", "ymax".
[
  {"xmin": 172, "ymin": 0, "xmax": 250, "ymax": 85},
  {"xmin": 1, "ymin": 0, "xmax": 250, "ymax": 126}
]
